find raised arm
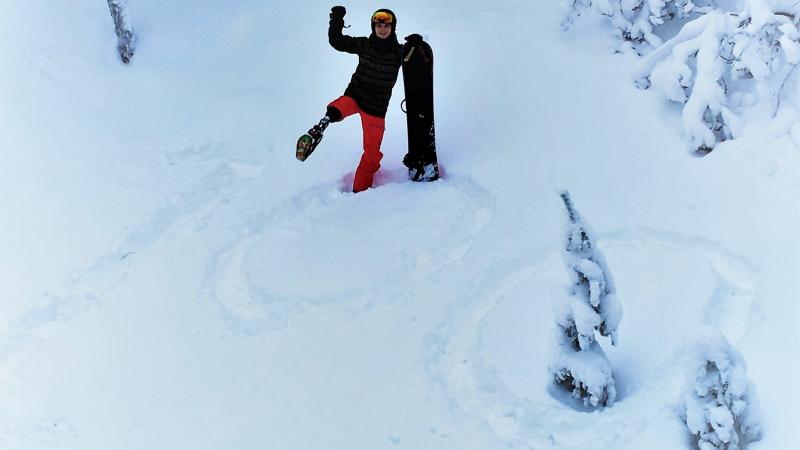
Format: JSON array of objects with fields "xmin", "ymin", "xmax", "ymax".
[{"xmin": 328, "ymin": 6, "xmax": 365, "ymax": 54}]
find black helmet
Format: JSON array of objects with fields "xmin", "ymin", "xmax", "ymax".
[{"xmin": 371, "ymin": 9, "xmax": 397, "ymax": 34}]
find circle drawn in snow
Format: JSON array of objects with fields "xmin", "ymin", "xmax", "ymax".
[
  {"xmin": 210, "ymin": 178, "xmax": 493, "ymax": 331},
  {"xmin": 426, "ymin": 230, "xmax": 757, "ymax": 449}
]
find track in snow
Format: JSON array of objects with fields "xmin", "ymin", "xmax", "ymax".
[
  {"xmin": 204, "ymin": 174, "xmax": 495, "ymax": 334},
  {"xmin": 423, "ymin": 229, "xmax": 758, "ymax": 449}
]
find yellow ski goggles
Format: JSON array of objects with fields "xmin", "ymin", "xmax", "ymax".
[{"xmin": 371, "ymin": 11, "xmax": 394, "ymax": 24}]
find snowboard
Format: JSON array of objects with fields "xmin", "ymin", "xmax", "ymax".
[
  {"xmin": 401, "ymin": 34, "xmax": 439, "ymax": 182},
  {"xmin": 691, "ymin": 146, "xmax": 713, "ymax": 158}
]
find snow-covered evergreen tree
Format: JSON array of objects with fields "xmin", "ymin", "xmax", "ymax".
[
  {"xmin": 549, "ymin": 191, "xmax": 623, "ymax": 407},
  {"xmin": 564, "ymin": 0, "xmax": 800, "ymax": 152},
  {"xmin": 683, "ymin": 332, "xmax": 762, "ymax": 450},
  {"xmin": 107, "ymin": 0, "xmax": 135, "ymax": 64}
]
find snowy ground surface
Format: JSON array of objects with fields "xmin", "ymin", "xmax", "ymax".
[{"xmin": 1, "ymin": 1, "xmax": 798, "ymax": 449}]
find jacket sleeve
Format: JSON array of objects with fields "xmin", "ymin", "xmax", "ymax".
[{"xmin": 328, "ymin": 19, "xmax": 365, "ymax": 54}]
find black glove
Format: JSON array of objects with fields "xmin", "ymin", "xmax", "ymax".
[
  {"xmin": 405, "ymin": 34, "xmax": 423, "ymax": 44},
  {"xmin": 330, "ymin": 6, "xmax": 346, "ymax": 20}
]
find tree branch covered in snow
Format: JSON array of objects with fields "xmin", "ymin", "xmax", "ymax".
[
  {"xmin": 565, "ymin": 0, "xmax": 800, "ymax": 152},
  {"xmin": 683, "ymin": 332, "xmax": 762, "ymax": 449},
  {"xmin": 549, "ymin": 191, "xmax": 623, "ymax": 408},
  {"xmin": 107, "ymin": 0, "xmax": 135, "ymax": 64}
]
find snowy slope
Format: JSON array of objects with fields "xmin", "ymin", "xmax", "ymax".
[{"xmin": 0, "ymin": 0, "xmax": 798, "ymax": 449}]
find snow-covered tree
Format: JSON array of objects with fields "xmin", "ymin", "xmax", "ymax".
[
  {"xmin": 107, "ymin": 0, "xmax": 135, "ymax": 64},
  {"xmin": 683, "ymin": 332, "xmax": 762, "ymax": 450},
  {"xmin": 549, "ymin": 191, "xmax": 623, "ymax": 407},
  {"xmin": 564, "ymin": 0, "xmax": 800, "ymax": 153}
]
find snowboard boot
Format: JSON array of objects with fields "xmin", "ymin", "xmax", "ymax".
[{"xmin": 296, "ymin": 116, "xmax": 331, "ymax": 161}]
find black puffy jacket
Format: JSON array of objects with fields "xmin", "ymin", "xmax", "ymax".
[{"xmin": 328, "ymin": 19, "xmax": 403, "ymax": 118}]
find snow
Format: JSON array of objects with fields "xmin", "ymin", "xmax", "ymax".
[
  {"xmin": 549, "ymin": 192, "xmax": 622, "ymax": 407},
  {"xmin": 682, "ymin": 330, "xmax": 762, "ymax": 449},
  {"xmin": 0, "ymin": 0, "xmax": 798, "ymax": 449}
]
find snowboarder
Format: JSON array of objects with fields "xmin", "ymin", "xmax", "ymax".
[{"xmin": 297, "ymin": 7, "xmax": 403, "ymax": 193}]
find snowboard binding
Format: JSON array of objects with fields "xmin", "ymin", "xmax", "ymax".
[{"xmin": 296, "ymin": 116, "xmax": 331, "ymax": 161}]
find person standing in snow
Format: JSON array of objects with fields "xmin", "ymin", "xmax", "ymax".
[{"xmin": 300, "ymin": 7, "xmax": 404, "ymax": 193}]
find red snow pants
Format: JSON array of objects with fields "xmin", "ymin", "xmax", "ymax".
[{"xmin": 328, "ymin": 96, "xmax": 385, "ymax": 193}]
